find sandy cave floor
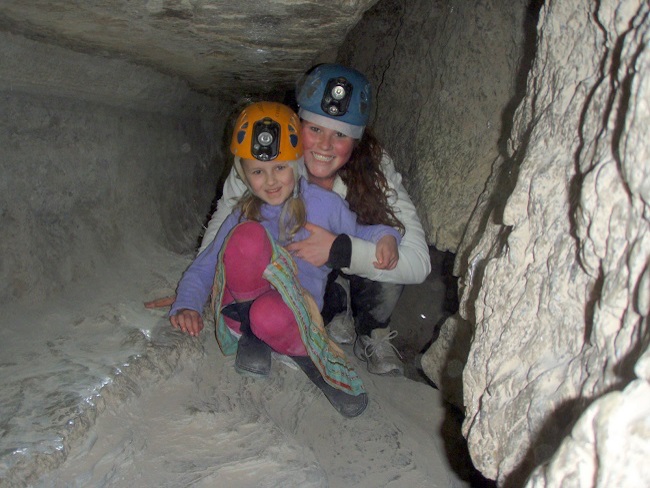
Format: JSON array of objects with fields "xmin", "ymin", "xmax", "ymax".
[
  {"xmin": 35, "ymin": 336, "xmax": 468, "ymax": 488},
  {"xmin": 0, "ymin": 243, "xmax": 476, "ymax": 487}
]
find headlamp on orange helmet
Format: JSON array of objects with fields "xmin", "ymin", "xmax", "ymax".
[{"xmin": 230, "ymin": 102, "xmax": 302, "ymax": 162}]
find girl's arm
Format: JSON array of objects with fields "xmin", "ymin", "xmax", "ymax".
[
  {"xmin": 198, "ymin": 167, "xmax": 247, "ymax": 254},
  {"xmin": 289, "ymin": 186, "xmax": 402, "ymax": 269},
  {"xmin": 171, "ymin": 214, "xmax": 238, "ymax": 316}
]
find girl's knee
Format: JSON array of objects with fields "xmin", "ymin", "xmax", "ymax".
[
  {"xmin": 250, "ymin": 292, "xmax": 306, "ymax": 356},
  {"xmin": 223, "ymin": 222, "xmax": 273, "ymax": 297},
  {"xmin": 250, "ymin": 292, "xmax": 293, "ymax": 336},
  {"xmin": 228, "ymin": 222, "xmax": 270, "ymax": 253}
]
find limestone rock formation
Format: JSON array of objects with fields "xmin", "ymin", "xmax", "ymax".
[
  {"xmin": 525, "ymin": 379, "xmax": 650, "ymax": 487},
  {"xmin": 339, "ymin": 0, "xmax": 530, "ymax": 252},
  {"xmin": 0, "ymin": 0, "xmax": 379, "ymax": 97},
  {"xmin": 420, "ymin": 314, "xmax": 471, "ymax": 408},
  {"xmin": 0, "ymin": 32, "xmax": 224, "ymax": 304},
  {"xmin": 456, "ymin": 1, "xmax": 650, "ymax": 485}
]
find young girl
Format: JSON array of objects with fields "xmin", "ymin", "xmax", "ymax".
[{"xmin": 169, "ymin": 102, "xmax": 401, "ymax": 417}]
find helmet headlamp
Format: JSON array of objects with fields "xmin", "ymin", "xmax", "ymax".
[
  {"xmin": 252, "ymin": 118, "xmax": 280, "ymax": 161},
  {"xmin": 321, "ymin": 77, "xmax": 353, "ymax": 117},
  {"xmin": 331, "ymin": 84, "xmax": 346, "ymax": 100}
]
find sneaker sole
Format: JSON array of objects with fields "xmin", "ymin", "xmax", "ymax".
[
  {"xmin": 367, "ymin": 365, "xmax": 403, "ymax": 376},
  {"xmin": 234, "ymin": 366, "xmax": 270, "ymax": 378}
]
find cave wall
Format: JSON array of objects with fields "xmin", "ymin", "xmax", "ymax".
[
  {"xmin": 0, "ymin": 32, "xmax": 226, "ymax": 305},
  {"xmin": 338, "ymin": 0, "xmax": 530, "ymax": 253},
  {"xmin": 455, "ymin": 1, "xmax": 650, "ymax": 485}
]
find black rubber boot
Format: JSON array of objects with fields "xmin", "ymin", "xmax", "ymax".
[
  {"xmin": 222, "ymin": 301, "xmax": 272, "ymax": 377},
  {"xmin": 291, "ymin": 355, "xmax": 368, "ymax": 418}
]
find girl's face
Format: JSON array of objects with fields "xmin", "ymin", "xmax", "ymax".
[
  {"xmin": 301, "ymin": 121, "xmax": 356, "ymax": 190},
  {"xmin": 241, "ymin": 158, "xmax": 295, "ymax": 206}
]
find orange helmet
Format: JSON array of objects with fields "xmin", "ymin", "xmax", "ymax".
[{"xmin": 230, "ymin": 102, "xmax": 302, "ymax": 161}]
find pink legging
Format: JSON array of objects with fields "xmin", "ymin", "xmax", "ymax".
[{"xmin": 222, "ymin": 221, "xmax": 307, "ymax": 357}]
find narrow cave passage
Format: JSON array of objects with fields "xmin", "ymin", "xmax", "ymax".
[
  {"xmin": 0, "ymin": 29, "xmax": 484, "ymax": 484},
  {"xmin": 5, "ymin": 0, "xmax": 646, "ymax": 486},
  {"xmin": 0, "ymin": 34, "xmax": 465, "ymax": 488}
]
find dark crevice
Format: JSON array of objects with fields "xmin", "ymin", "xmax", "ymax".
[
  {"xmin": 582, "ymin": 266, "xmax": 604, "ymax": 347},
  {"xmin": 503, "ymin": 396, "xmax": 592, "ymax": 488},
  {"xmin": 613, "ymin": 312, "xmax": 650, "ymax": 383},
  {"xmin": 613, "ymin": 259, "xmax": 650, "ymax": 380},
  {"xmin": 441, "ymin": 402, "xmax": 497, "ymax": 488},
  {"xmin": 372, "ymin": 1, "xmax": 404, "ymax": 128},
  {"xmin": 497, "ymin": 0, "xmax": 544, "ymax": 157},
  {"xmin": 611, "ymin": 8, "xmax": 648, "ymax": 201},
  {"xmin": 491, "ymin": 0, "xmax": 543, "ymax": 224}
]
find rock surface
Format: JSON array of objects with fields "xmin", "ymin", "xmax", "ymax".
[
  {"xmin": 0, "ymin": 32, "xmax": 224, "ymax": 304},
  {"xmin": 0, "ymin": 238, "xmax": 469, "ymax": 487},
  {"xmin": 456, "ymin": 0, "xmax": 650, "ymax": 485},
  {"xmin": 0, "ymin": 27, "xmax": 470, "ymax": 487},
  {"xmin": 31, "ymin": 319, "xmax": 468, "ymax": 488},
  {"xmin": 421, "ymin": 314, "xmax": 471, "ymax": 409},
  {"xmin": 525, "ymin": 379, "xmax": 650, "ymax": 487},
  {"xmin": 0, "ymin": 0, "xmax": 379, "ymax": 97},
  {"xmin": 3, "ymin": 0, "xmax": 650, "ymax": 486}
]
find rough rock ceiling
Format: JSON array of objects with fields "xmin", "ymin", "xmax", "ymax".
[{"xmin": 0, "ymin": 0, "xmax": 378, "ymax": 98}]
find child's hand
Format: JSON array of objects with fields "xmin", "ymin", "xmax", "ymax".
[
  {"xmin": 373, "ymin": 235, "xmax": 399, "ymax": 270},
  {"xmin": 170, "ymin": 309, "xmax": 204, "ymax": 337}
]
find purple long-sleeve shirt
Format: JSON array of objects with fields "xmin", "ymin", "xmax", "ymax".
[{"xmin": 170, "ymin": 178, "xmax": 401, "ymax": 315}]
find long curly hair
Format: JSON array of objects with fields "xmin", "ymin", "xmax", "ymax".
[{"xmin": 338, "ymin": 129, "xmax": 405, "ymax": 234}]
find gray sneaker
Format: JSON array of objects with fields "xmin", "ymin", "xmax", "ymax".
[{"xmin": 354, "ymin": 328, "xmax": 404, "ymax": 376}]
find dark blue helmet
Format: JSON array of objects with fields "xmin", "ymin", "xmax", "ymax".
[{"xmin": 296, "ymin": 64, "xmax": 372, "ymax": 138}]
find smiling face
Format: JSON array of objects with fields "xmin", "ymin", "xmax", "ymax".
[
  {"xmin": 300, "ymin": 120, "xmax": 356, "ymax": 190},
  {"xmin": 240, "ymin": 158, "xmax": 296, "ymax": 206}
]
